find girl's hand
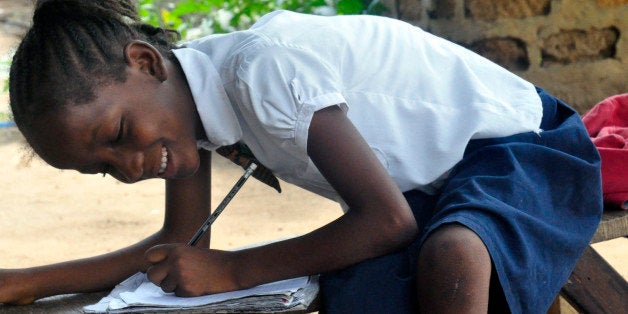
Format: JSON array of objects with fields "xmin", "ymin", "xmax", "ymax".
[
  {"xmin": 0, "ymin": 269, "xmax": 37, "ymax": 305},
  {"xmin": 145, "ymin": 244, "xmax": 240, "ymax": 297}
]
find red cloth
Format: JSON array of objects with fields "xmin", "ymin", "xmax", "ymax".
[{"xmin": 582, "ymin": 93, "xmax": 628, "ymax": 210}]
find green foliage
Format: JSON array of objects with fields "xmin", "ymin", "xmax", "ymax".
[{"xmin": 138, "ymin": 0, "xmax": 388, "ymax": 39}]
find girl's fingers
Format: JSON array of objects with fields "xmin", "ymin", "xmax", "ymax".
[
  {"xmin": 145, "ymin": 262, "xmax": 169, "ymax": 287},
  {"xmin": 159, "ymin": 274, "xmax": 178, "ymax": 293},
  {"xmin": 144, "ymin": 243, "xmax": 181, "ymax": 286},
  {"xmin": 145, "ymin": 243, "xmax": 180, "ymax": 263}
]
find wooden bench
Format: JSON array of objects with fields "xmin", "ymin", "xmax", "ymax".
[{"xmin": 550, "ymin": 209, "xmax": 628, "ymax": 313}]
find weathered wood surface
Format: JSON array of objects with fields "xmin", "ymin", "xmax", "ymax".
[
  {"xmin": 591, "ymin": 210, "xmax": 628, "ymax": 244},
  {"xmin": 560, "ymin": 245, "xmax": 628, "ymax": 313}
]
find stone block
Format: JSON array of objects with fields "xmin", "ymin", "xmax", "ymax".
[
  {"xmin": 427, "ymin": 0, "xmax": 456, "ymax": 19},
  {"xmin": 595, "ymin": 0, "xmax": 628, "ymax": 7},
  {"xmin": 541, "ymin": 27, "xmax": 619, "ymax": 66},
  {"xmin": 467, "ymin": 37, "xmax": 530, "ymax": 71},
  {"xmin": 465, "ymin": 0, "xmax": 551, "ymax": 21},
  {"xmin": 398, "ymin": 0, "xmax": 422, "ymax": 21}
]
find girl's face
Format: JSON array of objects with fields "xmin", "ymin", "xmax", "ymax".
[{"xmin": 29, "ymin": 43, "xmax": 205, "ymax": 183}]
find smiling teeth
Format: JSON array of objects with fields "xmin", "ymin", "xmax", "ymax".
[{"xmin": 158, "ymin": 146, "xmax": 168, "ymax": 175}]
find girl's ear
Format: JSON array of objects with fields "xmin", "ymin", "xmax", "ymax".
[{"xmin": 123, "ymin": 40, "xmax": 168, "ymax": 82}]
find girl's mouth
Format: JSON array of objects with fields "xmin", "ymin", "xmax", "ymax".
[{"xmin": 158, "ymin": 146, "xmax": 168, "ymax": 175}]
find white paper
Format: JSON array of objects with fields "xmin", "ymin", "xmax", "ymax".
[{"xmin": 84, "ymin": 272, "xmax": 318, "ymax": 313}]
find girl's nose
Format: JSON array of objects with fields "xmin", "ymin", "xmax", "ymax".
[{"xmin": 109, "ymin": 150, "xmax": 144, "ymax": 183}]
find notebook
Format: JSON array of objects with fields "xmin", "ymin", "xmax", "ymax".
[{"xmin": 83, "ymin": 272, "xmax": 319, "ymax": 313}]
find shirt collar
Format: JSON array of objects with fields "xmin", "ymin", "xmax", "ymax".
[{"xmin": 172, "ymin": 47, "xmax": 241, "ymax": 150}]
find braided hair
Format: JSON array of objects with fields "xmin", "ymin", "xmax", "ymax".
[{"xmin": 9, "ymin": 0, "xmax": 179, "ymax": 140}]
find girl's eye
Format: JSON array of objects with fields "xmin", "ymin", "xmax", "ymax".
[{"xmin": 114, "ymin": 117, "xmax": 125, "ymax": 144}]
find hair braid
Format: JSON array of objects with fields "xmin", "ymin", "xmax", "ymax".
[{"xmin": 9, "ymin": 0, "xmax": 179, "ymax": 140}]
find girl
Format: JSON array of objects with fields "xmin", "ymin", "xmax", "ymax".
[{"xmin": 3, "ymin": 0, "xmax": 603, "ymax": 313}]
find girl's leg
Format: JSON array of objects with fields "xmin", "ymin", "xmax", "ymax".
[{"xmin": 416, "ymin": 223, "xmax": 492, "ymax": 313}]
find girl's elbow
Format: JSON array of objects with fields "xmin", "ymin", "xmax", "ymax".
[
  {"xmin": 382, "ymin": 207, "xmax": 418, "ymax": 251},
  {"xmin": 398, "ymin": 214, "xmax": 419, "ymax": 247}
]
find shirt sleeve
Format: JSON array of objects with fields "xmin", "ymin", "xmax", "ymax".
[{"xmin": 233, "ymin": 44, "xmax": 347, "ymax": 156}]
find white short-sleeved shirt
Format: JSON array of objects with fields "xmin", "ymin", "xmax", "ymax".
[{"xmin": 172, "ymin": 10, "xmax": 542, "ymax": 202}]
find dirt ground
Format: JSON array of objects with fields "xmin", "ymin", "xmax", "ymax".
[
  {"xmin": 0, "ymin": 126, "xmax": 342, "ymax": 267},
  {"xmin": 0, "ymin": 1, "xmax": 625, "ymax": 312}
]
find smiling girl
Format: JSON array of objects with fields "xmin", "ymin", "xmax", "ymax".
[{"xmin": 2, "ymin": 1, "xmax": 603, "ymax": 313}]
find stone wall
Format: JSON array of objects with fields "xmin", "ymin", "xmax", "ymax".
[{"xmin": 383, "ymin": 0, "xmax": 627, "ymax": 113}]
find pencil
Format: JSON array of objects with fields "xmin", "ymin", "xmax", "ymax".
[{"xmin": 188, "ymin": 161, "xmax": 258, "ymax": 246}]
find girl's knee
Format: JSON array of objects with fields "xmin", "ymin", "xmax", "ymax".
[
  {"xmin": 417, "ymin": 224, "xmax": 493, "ymax": 313},
  {"xmin": 419, "ymin": 223, "xmax": 490, "ymax": 267},
  {"xmin": 417, "ymin": 223, "xmax": 493, "ymax": 290}
]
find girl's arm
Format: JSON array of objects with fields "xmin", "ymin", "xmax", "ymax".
[
  {"xmin": 235, "ymin": 105, "xmax": 418, "ymax": 285},
  {"xmin": 145, "ymin": 105, "xmax": 418, "ymax": 295},
  {"xmin": 0, "ymin": 150, "xmax": 211, "ymax": 305}
]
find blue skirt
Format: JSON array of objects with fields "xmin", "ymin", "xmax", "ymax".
[{"xmin": 319, "ymin": 88, "xmax": 603, "ymax": 314}]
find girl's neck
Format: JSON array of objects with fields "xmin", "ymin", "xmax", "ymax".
[{"xmin": 165, "ymin": 57, "xmax": 208, "ymax": 143}]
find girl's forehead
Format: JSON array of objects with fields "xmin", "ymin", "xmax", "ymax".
[{"xmin": 29, "ymin": 104, "xmax": 108, "ymax": 170}]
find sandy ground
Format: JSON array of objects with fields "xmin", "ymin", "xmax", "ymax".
[
  {"xmin": 0, "ymin": 131, "xmax": 343, "ymax": 268},
  {"xmin": 0, "ymin": 1, "xmax": 625, "ymax": 312}
]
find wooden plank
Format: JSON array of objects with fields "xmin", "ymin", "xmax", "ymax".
[
  {"xmin": 0, "ymin": 292, "xmax": 107, "ymax": 313},
  {"xmin": 560, "ymin": 246, "xmax": 628, "ymax": 313},
  {"xmin": 546, "ymin": 297, "xmax": 562, "ymax": 314},
  {"xmin": 591, "ymin": 210, "xmax": 628, "ymax": 243}
]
